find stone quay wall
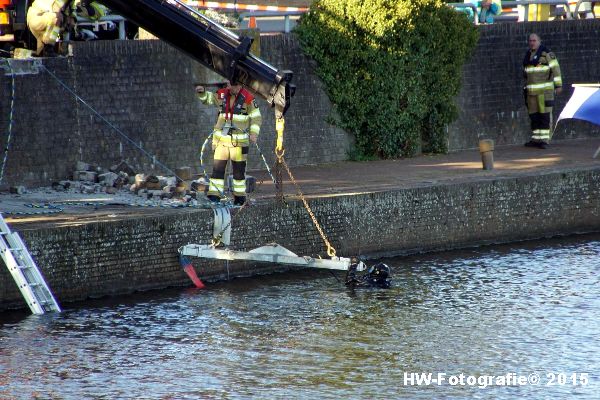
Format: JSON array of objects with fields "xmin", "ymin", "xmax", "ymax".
[{"xmin": 2, "ymin": 167, "xmax": 599, "ymax": 311}]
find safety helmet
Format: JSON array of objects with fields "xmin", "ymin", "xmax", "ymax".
[{"xmin": 367, "ymin": 263, "xmax": 390, "ymax": 282}]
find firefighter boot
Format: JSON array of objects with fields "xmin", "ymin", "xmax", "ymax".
[{"xmin": 42, "ymin": 44, "xmax": 57, "ymax": 57}]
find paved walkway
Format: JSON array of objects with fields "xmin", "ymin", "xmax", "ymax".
[{"xmin": 2, "ymin": 138, "xmax": 599, "ymax": 229}]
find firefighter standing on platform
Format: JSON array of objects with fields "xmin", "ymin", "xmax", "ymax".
[
  {"xmin": 523, "ymin": 33, "xmax": 562, "ymax": 149},
  {"xmin": 196, "ymin": 81, "xmax": 262, "ymax": 205}
]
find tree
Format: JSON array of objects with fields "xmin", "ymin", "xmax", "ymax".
[{"xmin": 295, "ymin": 0, "xmax": 478, "ymax": 158}]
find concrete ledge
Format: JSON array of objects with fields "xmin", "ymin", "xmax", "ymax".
[{"xmin": 2, "ymin": 166, "xmax": 599, "ymax": 311}]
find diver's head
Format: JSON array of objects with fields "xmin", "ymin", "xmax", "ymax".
[{"xmin": 367, "ymin": 263, "xmax": 391, "ymax": 287}]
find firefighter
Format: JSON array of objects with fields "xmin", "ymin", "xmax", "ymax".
[
  {"xmin": 196, "ymin": 81, "xmax": 262, "ymax": 206},
  {"xmin": 523, "ymin": 33, "xmax": 562, "ymax": 149},
  {"xmin": 26, "ymin": 0, "xmax": 74, "ymax": 56},
  {"xmin": 70, "ymin": 0, "xmax": 109, "ymax": 40},
  {"xmin": 72, "ymin": 0, "xmax": 107, "ymax": 20}
]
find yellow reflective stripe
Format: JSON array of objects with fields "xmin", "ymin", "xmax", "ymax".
[
  {"xmin": 214, "ymin": 131, "xmax": 248, "ymax": 139},
  {"xmin": 232, "ymin": 179, "xmax": 246, "ymax": 194},
  {"xmin": 554, "ymin": 76, "xmax": 562, "ymax": 85},
  {"xmin": 527, "ymin": 82, "xmax": 554, "ymax": 90},
  {"xmin": 249, "ymin": 124, "xmax": 260, "ymax": 135},
  {"xmin": 198, "ymin": 92, "xmax": 209, "ymax": 102},
  {"xmin": 525, "ymin": 66, "xmax": 550, "ymax": 73},
  {"xmin": 208, "ymin": 179, "xmax": 225, "ymax": 194},
  {"xmin": 232, "ymin": 114, "xmax": 249, "ymax": 123},
  {"xmin": 248, "ymin": 108, "xmax": 261, "ymax": 118},
  {"xmin": 548, "ymin": 59, "xmax": 559, "ymax": 68}
]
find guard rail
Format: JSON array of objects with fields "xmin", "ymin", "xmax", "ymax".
[
  {"xmin": 238, "ymin": 11, "xmax": 304, "ymax": 33},
  {"xmin": 449, "ymin": 0, "xmax": 599, "ymax": 23}
]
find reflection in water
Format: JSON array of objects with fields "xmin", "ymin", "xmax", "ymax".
[{"xmin": 1, "ymin": 234, "xmax": 599, "ymax": 399}]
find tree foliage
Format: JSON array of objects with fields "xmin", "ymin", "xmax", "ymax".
[{"xmin": 294, "ymin": 0, "xmax": 478, "ymax": 157}]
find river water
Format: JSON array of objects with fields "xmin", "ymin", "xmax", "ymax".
[{"xmin": 1, "ymin": 234, "xmax": 599, "ymax": 399}]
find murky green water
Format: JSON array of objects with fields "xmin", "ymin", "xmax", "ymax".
[{"xmin": 1, "ymin": 234, "xmax": 599, "ymax": 399}]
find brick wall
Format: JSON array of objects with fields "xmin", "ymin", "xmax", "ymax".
[
  {"xmin": 0, "ymin": 37, "xmax": 349, "ymax": 188},
  {"xmin": 450, "ymin": 19, "xmax": 600, "ymax": 150},
  {"xmin": 2, "ymin": 167, "xmax": 599, "ymax": 310}
]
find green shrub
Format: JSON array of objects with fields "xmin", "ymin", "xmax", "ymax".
[{"xmin": 294, "ymin": 0, "xmax": 478, "ymax": 158}]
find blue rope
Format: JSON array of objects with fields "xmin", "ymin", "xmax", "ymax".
[
  {"xmin": 254, "ymin": 141, "xmax": 276, "ymax": 185},
  {"xmin": 0, "ymin": 59, "xmax": 16, "ymax": 185},
  {"xmin": 39, "ymin": 64, "xmax": 182, "ymax": 181}
]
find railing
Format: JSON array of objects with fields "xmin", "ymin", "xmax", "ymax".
[
  {"xmin": 74, "ymin": 15, "xmax": 127, "ymax": 39},
  {"xmin": 502, "ymin": 0, "xmax": 573, "ymax": 21},
  {"xmin": 448, "ymin": 3, "xmax": 480, "ymax": 24},
  {"xmin": 238, "ymin": 11, "xmax": 305, "ymax": 33},
  {"xmin": 450, "ymin": 0, "xmax": 599, "ymax": 23}
]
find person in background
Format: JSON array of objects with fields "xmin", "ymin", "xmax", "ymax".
[
  {"xmin": 196, "ymin": 81, "xmax": 262, "ymax": 206},
  {"xmin": 463, "ymin": 0, "xmax": 502, "ymax": 24},
  {"xmin": 70, "ymin": 0, "xmax": 110, "ymax": 41},
  {"xmin": 478, "ymin": 0, "xmax": 502, "ymax": 23},
  {"xmin": 26, "ymin": 0, "xmax": 74, "ymax": 56},
  {"xmin": 523, "ymin": 33, "xmax": 562, "ymax": 149}
]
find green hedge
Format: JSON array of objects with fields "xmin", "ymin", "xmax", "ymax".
[{"xmin": 294, "ymin": 0, "xmax": 478, "ymax": 158}]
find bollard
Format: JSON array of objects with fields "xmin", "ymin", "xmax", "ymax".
[{"xmin": 479, "ymin": 139, "xmax": 494, "ymax": 170}]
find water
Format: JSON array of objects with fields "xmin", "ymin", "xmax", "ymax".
[{"xmin": 1, "ymin": 234, "xmax": 599, "ymax": 399}]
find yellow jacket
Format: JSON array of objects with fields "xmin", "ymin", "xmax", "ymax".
[{"xmin": 198, "ymin": 87, "xmax": 262, "ymax": 147}]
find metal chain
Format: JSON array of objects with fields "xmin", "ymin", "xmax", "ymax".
[{"xmin": 278, "ymin": 154, "xmax": 337, "ymax": 258}]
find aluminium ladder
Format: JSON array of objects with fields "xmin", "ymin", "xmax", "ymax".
[{"xmin": 0, "ymin": 215, "xmax": 61, "ymax": 314}]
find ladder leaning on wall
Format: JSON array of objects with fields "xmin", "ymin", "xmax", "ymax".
[{"xmin": 0, "ymin": 214, "xmax": 61, "ymax": 315}]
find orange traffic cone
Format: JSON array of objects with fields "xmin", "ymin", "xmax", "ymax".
[{"xmin": 248, "ymin": 16, "xmax": 257, "ymax": 29}]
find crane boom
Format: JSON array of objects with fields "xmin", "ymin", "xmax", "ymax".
[{"xmin": 99, "ymin": 0, "xmax": 294, "ymax": 116}]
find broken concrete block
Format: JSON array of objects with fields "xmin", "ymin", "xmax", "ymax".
[
  {"xmin": 175, "ymin": 180, "xmax": 191, "ymax": 194},
  {"xmin": 80, "ymin": 184, "xmax": 95, "ymax": 194},
  {"xmin": 165, "ymin": 176, "xmax": 176, "ymax": 186},
  {"xmin": 148, "ymin": 190, "xmax": 164, "ymax": 198},
  {"xmin": 134, "ymin": 174, "xmax": 146, "ymax": 188},
  {"xmin": 175, "ymin": 166, "xmax": 193, "ymax": 181},
  {"xmin": 156, "ymin": 176, "xmax": 169, "ymax": 187},
  {"xmin": 77, "ymin": 171, "xmax": 98, "ymax": 183},
  {"xmin": 145, "ymin": 175, "xmax": 161, "ymax": 190},
  {"xmin": 9, "ymin": 186, "xmax": 26, "ymax": 194},
  {"xmin": 99, "ymin": 172, "xmax": 119, "ymax": 187},
  {"xmin": 110, "ymin": 160, "xmax": 137, "ymax": 177},
  {"xmin": 59, "ymin": 181, "xmax": 72, "ymax": 190}
]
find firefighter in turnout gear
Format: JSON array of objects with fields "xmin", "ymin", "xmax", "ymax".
[
  {"xmin": 27, "ymin": 0, "xmax": 74, "ymax": 56},
  {"xmin": 523, "ymin": 33, "xmax": 562, "ymax": 149},
  {"xmin": 196, "ymin": 81, "xmax": 262, "ymax": 205},
  {"xmin": 72, "ymin": 0, "xmax": 107, "ymax": 20}
]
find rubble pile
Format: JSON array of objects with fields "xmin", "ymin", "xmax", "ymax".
[
  {"xmin": 63, "ymin": 161, "xmax": 213, "ymax": 206},
  {"xmin": 1, "ymin": 161, "xmax": 260, "ymax": 215}
]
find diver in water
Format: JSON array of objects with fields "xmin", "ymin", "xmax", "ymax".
[{"xmin": 345, "ymin": 261, "xmax": 392, "ymax": 289}]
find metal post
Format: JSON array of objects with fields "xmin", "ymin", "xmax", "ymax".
[{"xmin": 479, "ymin": 139, "xmax": 495, "ymax": 170}]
